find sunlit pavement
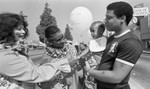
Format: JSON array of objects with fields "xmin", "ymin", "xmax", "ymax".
[
  {"xmin": 131, "ymin": 52, "xmax": 150, "ymax": 89},
  {"xmin": 29, "ymin": 49, "xmax": 149, "ymax": 89},
  {"xmin": 129, "ymin": 78, "xmax": 145, "ymax": 89}
]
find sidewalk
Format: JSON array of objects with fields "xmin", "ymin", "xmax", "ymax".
[{"xmin": 129, "ymin": 78, "xmax": 145, "ymax": 89}]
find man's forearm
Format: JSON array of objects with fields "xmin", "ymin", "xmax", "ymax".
[{"xmin": 88, "ymin": 69, "xmax": 121, "ymax": 83}]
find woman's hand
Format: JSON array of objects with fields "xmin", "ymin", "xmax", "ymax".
[
  {"xmin": 68, "ymin": 59, "xmax": 77, "ymax": 67},
  {"xmin": 59, "ymin": 63, "xmax": 71, "ymax": 73}
]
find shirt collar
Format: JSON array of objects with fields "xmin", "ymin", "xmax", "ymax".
[{"xmin": 114, "ymin": 29, "xmax": 131, "ymax": 38}]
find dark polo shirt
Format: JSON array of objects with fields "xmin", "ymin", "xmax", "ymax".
[{"xmin": 96, "ymin": 31, "xmax": 143, "ymax": 89}]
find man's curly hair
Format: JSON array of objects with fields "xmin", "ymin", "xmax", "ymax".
[{"xmin": 0, "ymin": 12, "xmax": 29, "ymax": 45}]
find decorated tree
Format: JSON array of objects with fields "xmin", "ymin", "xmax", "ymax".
[
  {"xmin": 64, "ymin": 24, "xmax": 73, "ymax": 41},
  {"xmin": 36, "ymin": 2, "xmax": 57, "ymax": 43}
]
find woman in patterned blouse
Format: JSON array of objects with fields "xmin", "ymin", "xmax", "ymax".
[
  {"xmin": 38, "ymin": 26, "xmax": 82, "ymax": 89},
  {"xmin": 0, "ymin": 12, "xmax": 69, "ymax": 89}
]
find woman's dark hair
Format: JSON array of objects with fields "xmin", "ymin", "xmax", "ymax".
[
  {"xmin": 45, "ymin": 26, "xmax": 61, "ymax": 40},
  {"xmin": 45, "ymin": 26, "xmax": 64, "ymax": 49},
  {"xmin": 107, "ymin": 1, "xmax": 133, "ymax": 25},
  {"xmin": 0, "ymin": 12, "xmax": 29, "ymax": 44}
]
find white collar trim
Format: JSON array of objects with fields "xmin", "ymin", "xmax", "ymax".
[{"xmin": 114, "ymin": 29, "xmax": 131, "ymax": 38}]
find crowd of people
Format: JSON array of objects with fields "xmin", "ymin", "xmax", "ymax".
[{"xmin": 0, "ymin": 1, "xmax": 143, "ymax": 89}]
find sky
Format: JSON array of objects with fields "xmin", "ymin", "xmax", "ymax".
[{"xmin": 0, "ymin": 0, "xmax": 149, "ymax": 43}]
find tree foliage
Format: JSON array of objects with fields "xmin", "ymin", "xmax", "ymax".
[
  {"xmin": 36, "ymin": 2, "xmax": 57, "ymax": 43},
  {"xmin": 64, "ymin": 24, "xmax": 73, "ymax": 41}
]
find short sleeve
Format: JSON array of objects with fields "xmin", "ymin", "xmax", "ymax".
[{"xmin": 117, "ymin": 38, "xmax": 142, "ymax": 64}]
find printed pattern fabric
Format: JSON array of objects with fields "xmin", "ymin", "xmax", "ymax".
[
  {"xmin": 84, "ymin": 56, "xmax": 97, "ymax": 89},
  {"xmin": 39, "ymin": 42, "xmax": 77, "ymax": 89},
  {"xmin": 0, "ymin": 75, "xmax": 23, "ymax": 89}
]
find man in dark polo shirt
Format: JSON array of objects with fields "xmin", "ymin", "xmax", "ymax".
[{"xmin": 84, "ymin": 1, "xmax": 143, "ymax": 89}]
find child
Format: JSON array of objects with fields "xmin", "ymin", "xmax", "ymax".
[
  {"xmin": 89, "ymin": 21, "xmax": 107, "ymax": 63},
  {"xmin": 78, "ymin": 21, "xmax": 107, "ymax": 89}
]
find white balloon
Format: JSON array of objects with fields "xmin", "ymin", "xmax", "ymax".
[{"xmin": 70, "ymin": 7, "xmax": 93, "ymax": 32}]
